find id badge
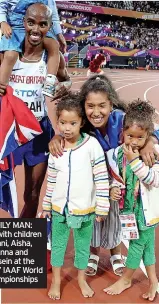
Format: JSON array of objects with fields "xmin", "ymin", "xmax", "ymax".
[{"xmin": 119, "ymin": 213, "xmax": 139, "ymax": 240}]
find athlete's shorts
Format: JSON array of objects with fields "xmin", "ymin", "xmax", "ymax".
[{"xmin": 13, "ymin": 116, "xmax": 54, "ymax": 166}]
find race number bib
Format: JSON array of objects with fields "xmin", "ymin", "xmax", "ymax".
[{"xmin": 120, "ymin": 213, "xmax": 139, "ymax": 240}]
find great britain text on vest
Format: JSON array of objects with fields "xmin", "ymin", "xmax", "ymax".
[
  {"xmin": 9, "ymin": 75, "xmax": 45, "ymax": 84},
  {"xmin": 9, "ymin": 54, "xmax": 47, "ymax": 118}
]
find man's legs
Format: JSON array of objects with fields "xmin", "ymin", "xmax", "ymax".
[{"xmin": 20, "ymin": 161, "xmax": 47, "ymax": 218}]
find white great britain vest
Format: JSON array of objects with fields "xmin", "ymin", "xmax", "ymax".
[{"xmin": 9, "ymin": 53, "xmax": 47, "ymax": 119}]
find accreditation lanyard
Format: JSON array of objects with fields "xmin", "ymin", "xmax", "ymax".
[
  {"xmin": 121, "ymin": 154, "xmax": 140, "ymax": 210},
  {"xmin": 119, "ymin": 154, "xmax": 140, "ymax": 240}
]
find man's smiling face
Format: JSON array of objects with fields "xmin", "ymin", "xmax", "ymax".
[{"xmin": 23, "ymin": 3, "xmax": 52, "ymax": 46}]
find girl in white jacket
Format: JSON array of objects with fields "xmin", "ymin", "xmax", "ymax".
[{"xmin": 42, "ymin": 92, "xmax": 110, "ymax": 300}]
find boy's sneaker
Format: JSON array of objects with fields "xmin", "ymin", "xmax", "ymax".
[{"xmin": 42, "ymin": 74, "xmax": 57, "ymax": 98}]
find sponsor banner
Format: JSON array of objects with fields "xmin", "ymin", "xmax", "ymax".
[
  {"xmin": 64, "ymin": 33, "xmax": 136, "ymax": 45},
  {"xmin": 56, "ymin": 2, "xmax": 104, "ymax": 14},
  {"xmin": 57, "ymin": 1, "xmax": 159, "ymax": 21},
  {"xmin": 90, "ymin": 46, "xmax": 139, "ymax": 57},
  {"xmin": 89, "ymin": 46, "xmax": 159, "ymax": 58},
  {"xmin": 134, "ymin": 50, "xmax": 146, "ymax": 57},
  {"xmin": 62, "ymin": 22, "xmax": 96, "ymax": 31},
  {"xmin": 149, "ymin": 50, "xmax": 159, "ymax": 57}
]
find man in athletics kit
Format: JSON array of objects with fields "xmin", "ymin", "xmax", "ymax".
[{"xmin": 0, "ymin": 3, "xmax": 71, "ymax": 218}]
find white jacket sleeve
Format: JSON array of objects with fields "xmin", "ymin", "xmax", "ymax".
[
  {"xmin": 129, "ymin": 145, "xmax": 159, "ymax": 188},
  {"xmin": 42, "ymin": 154, "xmax": 58, "ymax": 211},
  {"xmin": 90, "ymin": 137, "xmax": 110, "ymax": 215}
]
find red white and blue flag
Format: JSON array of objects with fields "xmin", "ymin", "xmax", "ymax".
[{"xmin": 0, "ymin": 86, "xmax": 42, "ymax": 217}]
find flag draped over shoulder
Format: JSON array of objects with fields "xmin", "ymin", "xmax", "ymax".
[{"xmin": 0, "ymin": 86, "xmax": 42, "ymax": 217}]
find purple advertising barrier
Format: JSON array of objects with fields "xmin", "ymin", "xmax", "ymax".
[
  {"xmin": 149, "ymin": 50, "xmax": 159, "ymax": 57},
  {"xmin": 64, "ymin": 34, "xmax": 78, "ymax": 41}
]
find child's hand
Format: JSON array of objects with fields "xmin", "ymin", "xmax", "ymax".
[
  {"xmin": 140, "ymin": 136, "xmax": 159, "ymax": 167},
  {"xmin": 110, "ymin": 187, "xmax": 121, "ymax": 200},
  {"xmin": 49, "ymin": 135, "xmax": 64, "ymax": 157},
  {"xmin": 52, "ymin": 84, "xmax": 68, "ymax": 101},
  {"xmin": 96, "ymin": 216, "xmax": 107, "ymax": 222},
  {"xmin": 57, "ymin": 33, "xmax": 67, "ymax": 53},
  {"xmin": 42, "ymin": 211, "xmax": 51, "ymax": 218},
  {"xmin": 123, "ymin": 144, "xmax": 139, "ymax": 162},
  {"xmin": 1, "ymin": 22, "xmax": 12, "ymax": 38},
  {"xmin": 0, "ymin": 82, "xmax": 7, "ymax": 96},
  {"xmin": 51, "ymin": 80, "xmax": 71, "ymax": 102}
]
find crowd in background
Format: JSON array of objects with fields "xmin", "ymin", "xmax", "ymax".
[
  {"xmin": 77, "ymin": 1, "xmax": 159, "ymax": 14},
  {"xmin": 60, "ymin": 11, "xmax": 159, "ymax": 50}
]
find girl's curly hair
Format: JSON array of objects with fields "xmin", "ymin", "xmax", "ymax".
[
  {"xmin": 56, "ymin": 91, "xmax": 85, "ymax": 119},
  {"xmin": 123, "ymin": 99, "xmax": 155, "ymax": 134}
]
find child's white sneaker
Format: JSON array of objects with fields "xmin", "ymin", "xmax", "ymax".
[{"xmin": 42, "ymin": 74, "xmax": 57, "ymax": 97}]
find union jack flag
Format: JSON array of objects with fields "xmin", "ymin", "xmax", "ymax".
[{"xmin": 0, "ymin": 86, "xmax": 42, "ymax": 217}]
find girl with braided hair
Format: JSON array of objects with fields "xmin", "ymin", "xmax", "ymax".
[{"xmin": 104, "ymin": 100, "xmax": 159, "ymax": 301}]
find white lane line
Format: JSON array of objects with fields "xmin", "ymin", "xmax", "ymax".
[
  {"xmin": 72, "ymin": 79, "xmax": 159, "ymax": 97},
  {"xmin": 144, "ymin": 84, "xmax": 159, "ymax": 115},
  {"xmin": 110, "ymin": 75, "xmax": 159, "ymax": 80},
  {"xmin": 144, "ymin": 84, "xmax": 159, "ymax": 101},
  {"xmin": 70, "ymin": 75, "xmax": 87, "ymax": 79},
  {"xmin": 70, "ymin": 74, "xmax": 159, "ymax": 80},
  {"xmin": 113, "ymin": 77, "xmax": 144, "ymax": 83},
  {"xmin": 72, "ymin": 77, "xmax": 150, "ymax": 86},
  {"xmin": 73, "ymin": 79, "xmax": 87, "ymax": 84},
  {"xmin": 70, "ymin": 70, "xmax": 159, "ymax": 76},
  {"xmin": 108, "ymin": 72, "xmax": 159, "ymax": 77},
  {"xmin": 116, "ymin": 79, "xmax": 158, "ymax": 91}
]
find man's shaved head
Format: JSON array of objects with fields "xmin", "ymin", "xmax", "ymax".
[
  {"xmin": 26, "ymin": 3, "xmax": 52, "ymax": 22},
  {"xmin": 24, "ymin": 3, "xmax": 53, "ymax": 47}
]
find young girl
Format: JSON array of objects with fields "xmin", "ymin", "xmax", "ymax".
[
  {"xmin": 49, "ymin": 75, "xmax": 159, "ymax": 277},
  {"xmin": 0, "ymin": 0, "xmax": 67, "ymax": 97},
  {"xmin": 42, "ymin": 92, "xmax": 110, "ymax": 300},
  {"xmin": 105, "ymin": 100, "xmax": 159, "ymax": 301}
]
